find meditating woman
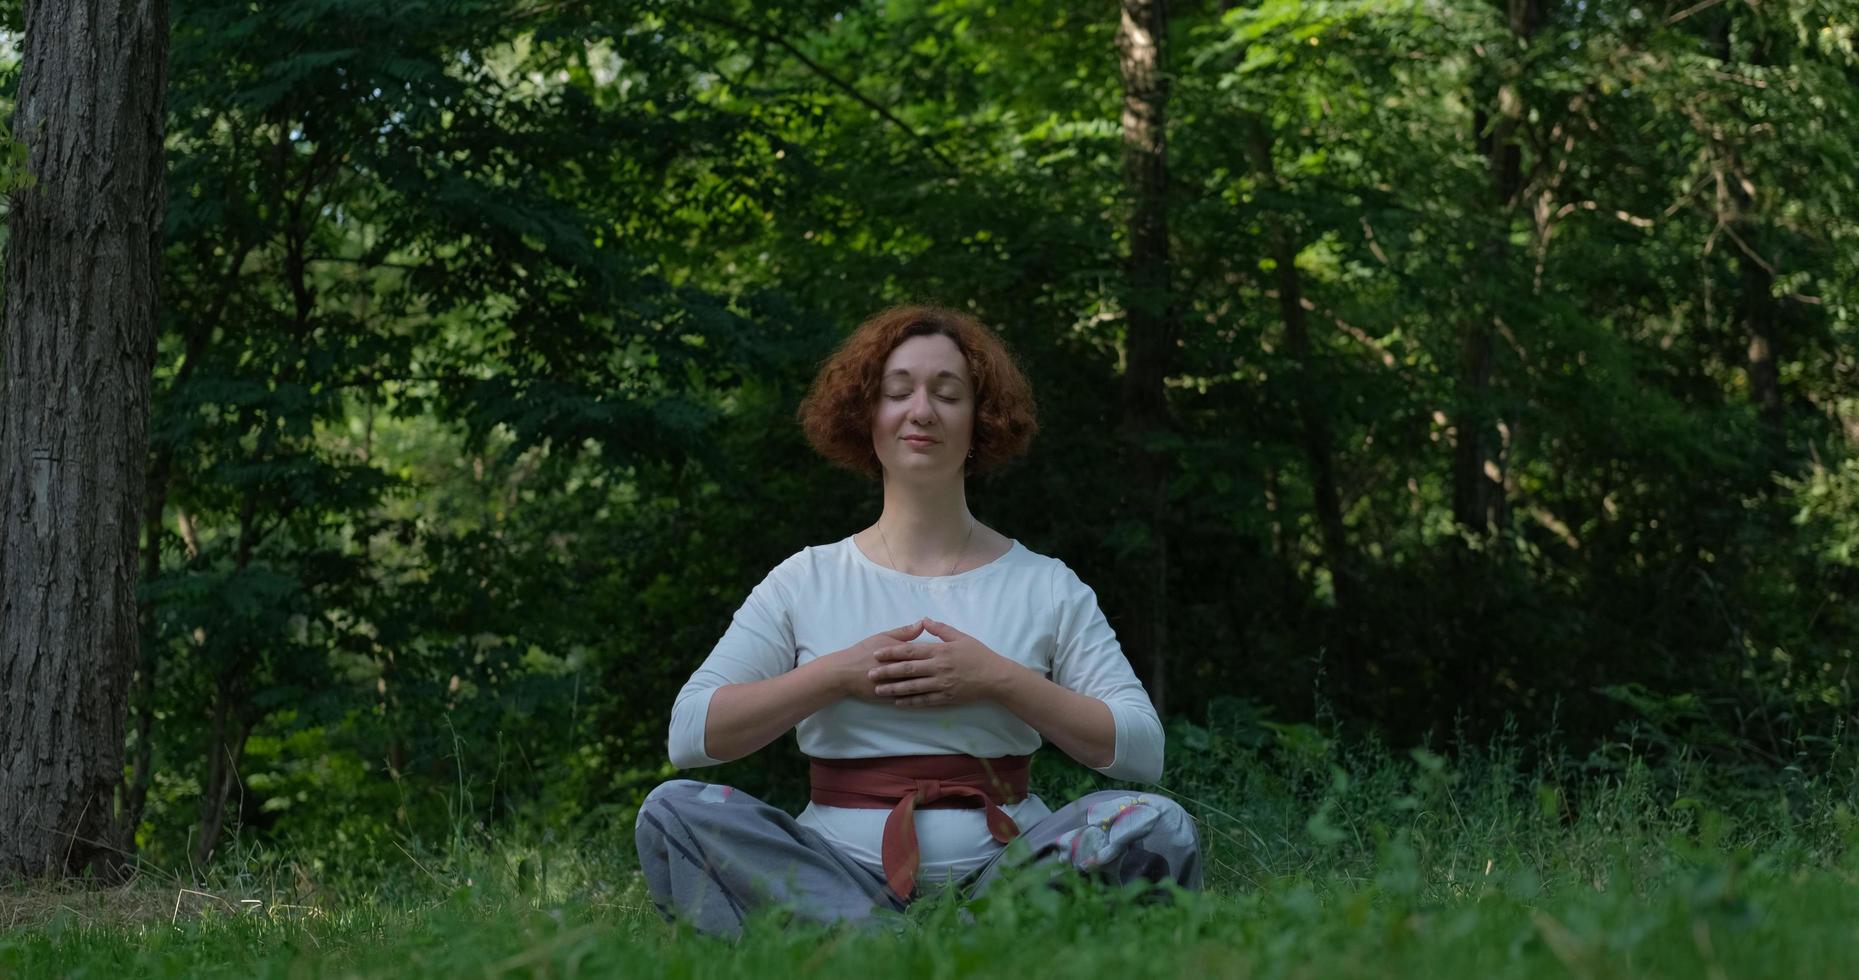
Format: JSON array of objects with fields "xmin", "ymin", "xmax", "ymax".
[{"xmin": 634, "ymin": 305, "xmax": 1202, "ymax": 937}]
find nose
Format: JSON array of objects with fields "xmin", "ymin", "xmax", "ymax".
[{"xmin": 907, "ymin": 389, "xmax": 936, "ymax": 425}]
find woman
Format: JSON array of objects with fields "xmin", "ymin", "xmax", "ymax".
[{"xmin": 634, "ymin": 305, "xmax": 1202, "ymax": 938}]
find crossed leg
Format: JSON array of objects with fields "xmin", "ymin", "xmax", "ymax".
[
  {"xmin": 633, "ymin": 779, "xmax": 904, "ymax": 939},
  {"xmin": 963, "ymin": 790, "xmax": 1204, "ymax": 898},
  {"xmin": 636, "ymin": 780, "xmax": 1203, "ymax": 938}
]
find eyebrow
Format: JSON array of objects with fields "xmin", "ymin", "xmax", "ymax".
[{"xmin": 883, "ymin": 369, "xmax": 968, "ymax": 384}]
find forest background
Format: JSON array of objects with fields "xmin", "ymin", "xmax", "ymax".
[{"xmin": 1, "ymin": 0, "xmax": 1856, "ymax": 888}]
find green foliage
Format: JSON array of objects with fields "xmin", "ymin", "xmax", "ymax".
[
  {"xmin": 0, "ymin": 0, "xmax": 1833, "ymax": 861},
  {"xmin": 0, "ymin": 119, "xmax": 30, "ymax": 196}
]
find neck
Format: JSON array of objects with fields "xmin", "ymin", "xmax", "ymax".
[{"xmin": 876, "ymin": 472, "xmax": 973, "ymax": 565}]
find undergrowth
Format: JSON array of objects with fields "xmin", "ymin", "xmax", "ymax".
[{"xmin": 3, "ymin": 712, "xmax": 1856, "ymax": 978}]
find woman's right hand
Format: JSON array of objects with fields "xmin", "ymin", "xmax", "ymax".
[
  {"xmin": 702, "ymin": 619, "xmax": 929, "ymax": 763},
  {"xmin": 833, "ymin": 620, "xmax": 929, "ymax": 700}
]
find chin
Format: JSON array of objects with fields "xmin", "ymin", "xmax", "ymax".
[{"xmin": 884, "ymin": 461, "xmax": 963, "ymax": 480}]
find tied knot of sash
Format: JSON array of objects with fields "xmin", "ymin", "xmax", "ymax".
[{"xmin": 809, "ymin": 754, "xmax": 1030, "ymax": 899}]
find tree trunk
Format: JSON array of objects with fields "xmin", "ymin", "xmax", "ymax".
[
  {"xmin": 191, "ymin": 485, "xmax": 266, "ymax": 859},
  {"xmin": 1116, "ymin": 0, "xmax": 1174, "ymax": 717},
  {"xmin": 1454, "ymin": 0, "xmax": 1540, "ymax": 534},
  {"xmin": 195, "ymin": 673, "xmax": 252, "ymax": 865},
  {"xmin": 0, "ymin": 0, "xmax": 172, "ymax": 880},
  {"xmin": 1451, "ymin": 315, "xmax": 1498, "ymax": 532},
  {"xmin": 1730, "ymin": 35, "xmax": 1785, "ymax": 465},
  {"xmin": 1741, "ymin": 255, "xmax": 1784, "ymax": 455},
  {"xmin": 1246, "ymin": 119, "xmax": 1355, "ymax": 615},
  {"xmin": 120, "ymin": 491, "xmax": 164, "ymax": 849},
  {"xmin": 124, "ymin": 242, "xmax": 247, "ymax": 847}
]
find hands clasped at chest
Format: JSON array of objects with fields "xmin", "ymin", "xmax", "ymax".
[{"xmin": 836, "ymin": 617, "xmax": 1019, "ymax": 709}]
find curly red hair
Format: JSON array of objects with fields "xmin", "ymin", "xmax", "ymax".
[{"xmin": 798, "ymin": 305, "xmax": 1038, "ymax": 478}]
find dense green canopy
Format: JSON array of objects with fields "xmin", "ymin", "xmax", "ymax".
[{"xmin": 4, "ymin": 0, "xmax": 1852, "ymax": 866}]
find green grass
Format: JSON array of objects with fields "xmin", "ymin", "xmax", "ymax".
[
  {"xmin": 5, "ymin": 858, "xmax": 1857, "ymax": 978},
  {"xmin": 5, "ymin": 726, "xmax": 1858, "ymax": 978}
]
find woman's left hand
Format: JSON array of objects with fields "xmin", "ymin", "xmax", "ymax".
[{"xmin": 868, "ymin": 620, "xmax": 1020, "ymax": 708}]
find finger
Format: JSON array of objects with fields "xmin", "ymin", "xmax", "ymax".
[
  {"xmin": 884, "ymin": 619, "xmax": 928, "ymax": 640},
  {"xmin": 867, "ymin": 661, "xmax": 917, "ymax": 681},
  {"xmin": 922, "ymin": 619, "xmax": 967, "ymax": 642},
  {"xmin": 874, "ymin": 643, "xmax": 935, "ymax": 663},
  {"xmin": 876, "ymin": 678, "xmax": 938, "ymax": 697}
]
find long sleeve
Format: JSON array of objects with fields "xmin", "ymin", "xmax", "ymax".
[
  {"xmin": 666, "ymin": 558, "xmax": 800, "ymax": 769},
  {"xmin": 1048, "ymin": 562, "xmax": 1165, "ymax": 784}
]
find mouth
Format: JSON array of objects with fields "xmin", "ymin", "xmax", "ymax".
[{"xmin": 901, "ymin": 436, "xmax": 939, "ymax": 447}]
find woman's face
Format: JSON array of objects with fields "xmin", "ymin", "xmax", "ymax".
[{"xmin": 871, "ymin": 333, "xmax": 975, "ymax": 482}]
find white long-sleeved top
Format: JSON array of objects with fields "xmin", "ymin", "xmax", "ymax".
[{"xmin": 666, "ymin": 536, "xmax": 1164, "ymax": 883}]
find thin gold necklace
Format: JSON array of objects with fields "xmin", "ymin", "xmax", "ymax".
[{"xmin": 877, "ymin": 519, "xmax": 974, "ymax": 577}]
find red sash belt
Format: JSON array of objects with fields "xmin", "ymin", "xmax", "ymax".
[{"xmin": 808, "ymin": 754, "xmax": 1031, "ymax": 898}]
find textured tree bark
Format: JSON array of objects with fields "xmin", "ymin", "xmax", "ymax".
[
  {"xmin": 0, "ymin": 0, "xmax": 172, "ymax": 880},
  {"xmin": 1116, "ymin": 0, "xmax": 1174, "ymax": 717}
]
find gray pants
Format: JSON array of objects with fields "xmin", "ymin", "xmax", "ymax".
[{"xmin": 634, "ymin": 778, "xmax": 1203, "ymax": 938}]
